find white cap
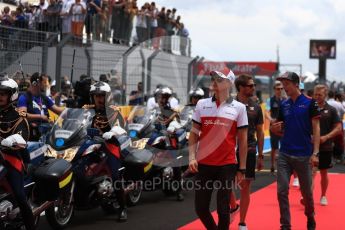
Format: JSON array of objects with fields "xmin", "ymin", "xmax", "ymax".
[{"xmin": 210, "ymin": 69, "xmax": 236, "ymax": 83}]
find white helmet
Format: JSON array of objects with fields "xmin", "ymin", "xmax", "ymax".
[
  {"xmin": 90, "ymin": 81, "xmax": 112, "ymax": 105},
  {"xmin": 189, "ymin": 88, "xmax": 204, "ymax": 98},
  {"xmin": 160, "ymin": 86, "xmax": 172, "ymax": 96},
  {"xmin": 0, "ymin": 73, "xmax": 19, "ymax": 102},
  {"xmin": 154, "ymin": 87, "xmax": 161, "ymax": 95},
  {"xmin": 90, "ymin": 81, "xmax": 111, "ymax": 95}
]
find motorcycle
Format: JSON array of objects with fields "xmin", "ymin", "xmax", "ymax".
[
  {"xmin": 44, "ymin": 108, "xmax": 142, "ymax": 213},
  {"xmin": 0, "ymin": 135, "xmax": 74, "ymax": 230},
  {"xmin": 124, "ymin": 106, "xmax": 188, "ymax": 196}
]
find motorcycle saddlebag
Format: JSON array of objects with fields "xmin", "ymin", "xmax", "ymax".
[
  {"xmin": 124, "ymin": 149, "xmax": 153, "ymax": 180},
  {"xmin": 33, "ymin": 158, "xmax": 73, "ymax": 201}
]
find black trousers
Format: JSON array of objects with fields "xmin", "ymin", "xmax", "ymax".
[
  {"xmin": 194, "ymin": 164, "xmax": 237, "ymax": 230},
  {"xmin": 6, "ymin": 164, "xmax": 35, "ymax": 230}
]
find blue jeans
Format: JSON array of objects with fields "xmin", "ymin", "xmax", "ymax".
[{"xmin": 277, "ymin": 152, "xmax": 315, "ymax": 228}]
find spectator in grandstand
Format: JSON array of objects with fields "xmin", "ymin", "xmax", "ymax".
[
  {"xmin": 149, "ymin": 2, "xmax": 158, "ymax": 40},
  {"xmin": 177, "ymin": 22, "xmax": 189, "ymax": 56},
  {"xmin": 99, "ymin": 0, "xmax": 110, "ymax": 42},
  {"xmin": 60, "ymin": 0, "xmax": 74, "ymax": 35},
  {"xmin": 271, "ymin": 72, "xmax": 319, "ymax": 230},
  {"xmin": 152, "ymin": 6, "xmax": 166, "ymax": 49},
  {"xmin": 110, "ymin": 0, "xmax": 126, "ymax": 44},
  {"xmin": 164, "ymin": 9, "xmax": 173, "ymax": 53},
  {"xmin": 45, "ymin": 0, "xmax": 62, "ymax": 32},
  {"xmin": 70, "ymin": 0, "xmax": 86, "ymax": 39},
  {"xmin": 265, "ymin": 81, "xmax": 285, "ymax": 174},
  {"xmin": 22, "ymin": 3, "xmax": 35, "ymax": 29},
  {"xmin": 136, "ymin": 5, "xmax": 148, "ymax": 45},
  {"xmin": 12, "ymin": 7, "xmax": 27, "ymax": 28},
  {"xmin": 173, "ymin": 15, "xmax": 180, "ymax": 35},
  {"xmin": 33, "ymin": 0, "xmax": 48, "ymax": 33},
  {"xmin": 17, "ymin": 73, "xmax": 65, "ymax": 141},
  {"xmin": 0, "ymin": 6, "xmax": 14, "ymax": 26},
  {"xmin": 0, "ymin": 7, "xmax": 13, "ymax": 49},
  {"xmin": 85, "ymin": 0, "xmax": 101, "ymax": 41},
  {"xmin": 129, "ymin": 81, "xmax": 143, "ymax": 105},
  {"xmin": 312, "ymin": 84, "xmax": 342, "ymax": 206},
  {"xmin": 121, "ymin": 0, "xmax": 136, "ymax": 45}
]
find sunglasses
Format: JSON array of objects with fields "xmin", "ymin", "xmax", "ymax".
[
  {"xmin": 211, "ymin": 76, "xmax": 225, "ymax": 83},
  {"xmin": 244, "ymin": 84, "xmax": 256, "ymax": 88},
  {"xmin": 275, "ymin": 87, "xmax": 283, "ymax": 90}
]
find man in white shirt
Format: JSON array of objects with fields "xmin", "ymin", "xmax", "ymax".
[{"xmin": 327, "ymin": 90, "xmax": 344, "ymax": 118}]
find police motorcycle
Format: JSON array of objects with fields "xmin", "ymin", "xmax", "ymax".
[
  {"xmin": 43, "ymin": 108, "xmax": 141, "ymax": 214},
  {"xmin": 124, "ymin": 105, "xmax": 187, "ymax": 197},
  {"xmin": 0, "ymin": 134, "xmax": 74, "ymax": 230}
]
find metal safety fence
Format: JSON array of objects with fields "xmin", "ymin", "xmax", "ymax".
[{"xmin": 0, "ymin": 24, "xmax": 195, "ymax": 106}]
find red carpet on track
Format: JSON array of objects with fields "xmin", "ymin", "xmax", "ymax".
[{"xmin": 179, "ymin": 173, "xmax": 345, "ymax": 230}]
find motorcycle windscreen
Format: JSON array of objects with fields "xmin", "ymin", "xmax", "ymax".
[
  {"xmin": 127, "ymin": 106, "xmax": 155, "ymax": 138},
  {"xmin": 49, "ymin": 108, "xmax": 94, "ymax": 150}
]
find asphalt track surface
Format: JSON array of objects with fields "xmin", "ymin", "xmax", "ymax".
[{"xmin": 37, "ymin": 158, "xmax": 345, "ymax": 230}]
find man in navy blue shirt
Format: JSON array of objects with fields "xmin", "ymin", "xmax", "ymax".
[
  {"xmin": 129, "ymin": 82, "xmax": 144, "ymax": 105},
  {"xmin": 271, "ymin": 72, "xmax": 320, "ymax": 230},
  {"xmin": 265, "ymin": 81, "xmax": 285, "ymax": 174},
  {"xmin": 17, "ymin": 73, "xmax": 64, "ymax": 140}
]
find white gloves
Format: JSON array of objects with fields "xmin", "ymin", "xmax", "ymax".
[
  {"xmin": 1, "ymin": 134, "xmax": 27, "ymax": 148},
  {"xmin": 102, "ymin": 126, "xmax": 127, "ymax": 140},
  {"xmin": 167, "ymin": 120, "xmax": 183, "ymax": 133}
]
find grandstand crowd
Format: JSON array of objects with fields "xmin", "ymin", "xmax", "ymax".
[{"xmin": 0, "ymin": 0, "xmax": 190, "ymax": 54}]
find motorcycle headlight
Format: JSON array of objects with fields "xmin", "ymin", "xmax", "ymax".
[
  {"xmin": 129, "ymin": 130, "xmax": 138, "ymax": 138},
  {"xmin": 131, "ymin": 138, "xmax": 149, "ymax": 150},
  {"xmin": 45, "ymin": 145, "xmax": 79, "ymax": 162}
]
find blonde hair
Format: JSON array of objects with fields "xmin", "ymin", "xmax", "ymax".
[
  {"xmin": 274, "ymin": 81, "xmax": 282, "ymax": 89},
  {"xmin": 314, "ymin": 84, "xmax": 328, "ymax": 93}
]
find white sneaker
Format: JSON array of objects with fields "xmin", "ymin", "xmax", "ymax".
[
  {"xmin": 292, "ymin": 178, "xmax": 299, "ymax": 187},
  {"xmin": 238, "ymin": 224, "xmax": 248, "ymax": 230},
  {"xmin": 320, "ymin": 196, "xmax": 328, "ymax": 206}
]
